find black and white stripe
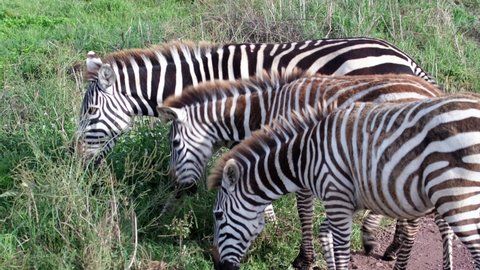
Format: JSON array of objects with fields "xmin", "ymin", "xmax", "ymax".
[
  {"xmin": 210, "ymin": 94, "xmax": 480, "ymax": 270},
  {"xmin": 76, "ymin": 37, "xmax": 437, "ymax": 163},
  {"xmin": 158, "ymin": 73, "xmax": 443, "ymax": 269}
]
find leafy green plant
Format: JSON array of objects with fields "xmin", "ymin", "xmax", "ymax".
[{"xmin": 165, "ymin": 211, "xmax": 194, "ymax": 248}]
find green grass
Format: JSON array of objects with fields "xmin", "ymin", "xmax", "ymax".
[{"xmin": 1, "ymin": 0, "xmax": 479, "ymax": 269}]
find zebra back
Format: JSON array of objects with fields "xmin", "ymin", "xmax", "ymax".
[
  {"xmin": 160, "ymin": 73, "xmax": 442, "ymax": 190},
  {"xmin": 78, "ymin": 37, "xmax": 439, "ymax": 171}
]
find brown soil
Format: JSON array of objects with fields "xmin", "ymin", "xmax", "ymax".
[{"xmin": 350, "ymin": 217, "xmax": 475, "ymax": 270}]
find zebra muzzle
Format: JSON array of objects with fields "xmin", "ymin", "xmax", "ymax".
[
  {"xmin": 211, "ymin": 246, "xmax": 240, "ymax": 270},
  {"xmin": 211, "ymin": 245, "xmax": 220, "ymax": 267},
  {"xmin": 174, "ymin": 182, "xmax": 198, "ymax": 198}
]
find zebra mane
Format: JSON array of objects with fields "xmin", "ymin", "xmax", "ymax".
[
  {"xmin": 163, "ymin": 69, "xmax": 310, "ymax": 108},
  {"xmin": 85, "ymin": 41, "xmax": 214, "ymax": 81},
  {"xmin": 102, "ymin": 40, "xmax": 213, "ymax": 64},
  {"xmin": 207, "ymin": 106, "xmax": 321, "ymax": 190}
]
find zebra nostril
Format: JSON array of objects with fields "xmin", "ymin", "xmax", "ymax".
[{"xmin": 185, "ymin": 184, "xmax": 197, "ymax": 195}]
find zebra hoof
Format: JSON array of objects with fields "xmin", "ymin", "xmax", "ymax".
[
  {"xmin": 381, "ymin": 253, "xmax": 397, "ymax": 261},
  {"xmin": 291, "ymin": 253, "xmax": 316, "ymax": 270},
  {"xmin": 363, "ymin": 242, "xmax": 377, "ymax": 255},
  {"xmin": 381, "ymin": 243, "xmax": 399, "ymax": 261}
]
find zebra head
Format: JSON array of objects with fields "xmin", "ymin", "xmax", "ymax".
[
  {"xmin": 158, "ymin": 106, "xmax": 215, "ymax": 196},
  {"xmin": 76, "ymin": 51, "xmax": 133, "ymax": 166},
  {"xmin": 212, "ymin": 159, "xmax": 265, "ymax": 269}
]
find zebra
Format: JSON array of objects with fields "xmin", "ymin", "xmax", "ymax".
[
  {"xmin": 157, "ymin": 72, "xmax": 447, "ymax": 268},
  {"xmin": 75, "ymin": 38, "xmax": 437, "ymax": 269},
  {"xmin": 209, "ymin": 94, "xmax": 480, "ymax": 270},
  {"xmin": 76, "ymin": 37, "xmax": 437, "ymax": 169}
]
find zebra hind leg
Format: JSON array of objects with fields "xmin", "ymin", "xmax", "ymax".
[
  {"xmin": 381, "ymin": 218, "xmax": 414, "ymax": 261},
  {"xmin": 436, "ymin": 212, "xmax": 480, "ymax": 269}
]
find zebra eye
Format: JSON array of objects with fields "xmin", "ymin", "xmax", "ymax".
[
  {"xmin": 88, "ymin": 107, "xmax": 98, "ymax": 115},
  {"xmin": 172, "ymin": 138, "xmax": 181, "ymax": 147},
  {"xmin": 214, "ymin": 210, "xmax": 224, "ymax": 221}
]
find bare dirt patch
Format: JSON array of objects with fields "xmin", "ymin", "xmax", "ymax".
[{"xmin": 350, "ymin": 217, "xmax": 474, "ymax": 270}]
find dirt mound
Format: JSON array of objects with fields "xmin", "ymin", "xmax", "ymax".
[{"xmin": 350, "ymin": 217, "xmax": 474, "ymax": 270}]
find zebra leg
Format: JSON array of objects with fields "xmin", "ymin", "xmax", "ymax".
[
  {"xmin": 390, "ymin": 218, "xmax": 419, "ymax": 270},
  {"xmin": 319, "ymin": 219, "xmax": 336, "ymax": 270},
  {"xmin": 433, "ymin": 211, "xmax": 454, "ymax": 270},
  {"xmin": 381, "ymin": 219, "xmax": 405, "ymax": 261},
  {"xmin": 362, "ymin": 213, "xmax": 415, "ymax": 263},
  {"xmin": 292, "ymin": 189, "xmax": 317, "ymax": 270},
  {"xmin": 362, "ymin": 214, "xmax": 416, "ymax": 262},
  {"xmin": 263, "ymin": 204, "xmax": 276, "ymax": 222},
  {"xmin": 325, "ymin": 206, "xmax": 354, "ymax": 270},
  {"xmin": 361, "ymin": 211, "xmax": 383, "ymax": 255}
]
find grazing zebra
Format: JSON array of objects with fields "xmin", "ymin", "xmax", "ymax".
[
  {"xmin": 75, "ymin": 38, "xmax": 437, "ymax": 269},
  {"xmin": 209, "ymin": 94, "xmax": 480, "ymax": 270},
  {"xmin": 157, "ymin": 72, "xmax": 446, "ymax": 268},
  {"xmin": 76, "ymin": 37, "xmax": 437, "ymax": 168}
]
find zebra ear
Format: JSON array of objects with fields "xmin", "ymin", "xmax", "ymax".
[
  {"xmin": 86, "ymin": 51, "xmax": 103, "ymax": 81},
  {"xmin": 222, "ymin": 159, "xmax": 240, "ymax": 193},
  {"xmin": 98, "ymin": 64, "xmax": 116, "ymax": 92},
  {"xmin": 157, "ymin": 106, "xmax": 187, "ymax": 123}
]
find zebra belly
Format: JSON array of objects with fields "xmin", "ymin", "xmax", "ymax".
[{"xmin": 356, "ymin": 189, "xmax": 434, "ymax": 220}]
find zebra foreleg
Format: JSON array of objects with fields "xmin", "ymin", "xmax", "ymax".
[
  {"xmin": 319, "ymin": 220, "xmax": 336, "ymax": 270},
  {"xmin": 325, "ymin": 205, "xmax": 354, "ymax": 270},
  {"xmin": 292, "ymin": 189, "xmax": 318, "ymax": 270},
  {"xmin": 263, "ymin": 204, "xmax": 276, "ymax": 222},
  {"xmin": 433, "ymin": 211, "xmax": 454, "ymax": 270}
]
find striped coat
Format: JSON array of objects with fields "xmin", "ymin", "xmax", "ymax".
[
  {"xmin": 209, "ymin": 94, "xmax": 480, "ymax": 270},
  {"xmin": 158, "ymin": 72, "xmax": 445, "ymax": 269},
  {"xmin": 76, "ymin": 38, "xmax": 437, "ymax": 165}
]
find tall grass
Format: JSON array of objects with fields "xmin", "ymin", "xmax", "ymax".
[{"xmin": 1, "ymin": 0, "xmax": 479, "ymax": 269}]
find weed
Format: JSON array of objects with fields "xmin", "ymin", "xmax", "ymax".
[{"xmin": 164, "ymin": 211, "xmax": 194, "ymax": 249}]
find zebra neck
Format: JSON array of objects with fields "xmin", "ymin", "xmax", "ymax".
[
  {"xmin": 256, "ymin": 132, "xmax": 308, "ymax": 196},
  {"xmin": 108, "ymin": 71, "xmax": 161, "ymax": 117},
  {"xmin": 195, "ymin": 88, "xmax": 317, "ymax": 143},
  {"xmin": 189, "ymin": 99, "xmax": 265, "ymax": 143}
]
